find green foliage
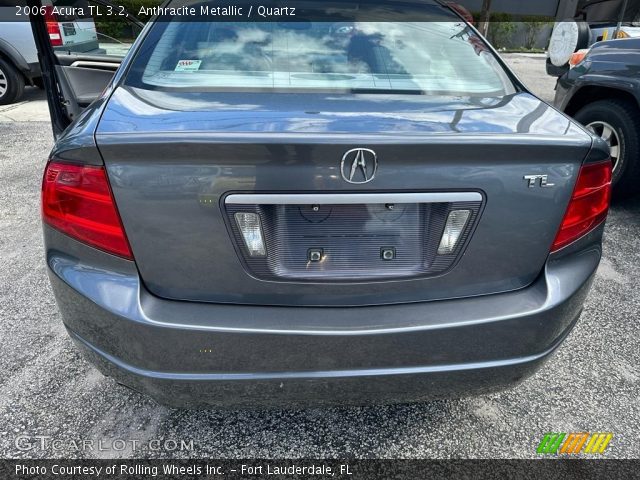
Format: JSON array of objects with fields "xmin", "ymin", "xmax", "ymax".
[
  {"xmin": 521, "ymin": 15, "xmax": 553, "ymax": 50},
  {"xmin": 470, "ymin": 12, "xmax": 554, "ymax": 50},
  {"xmin": 487, "ymin": 13, "xmax": 517, "ymax": 49},
  {"xmin": 93, "ymin": 0, "xmax": 162, "ymax": 43}
]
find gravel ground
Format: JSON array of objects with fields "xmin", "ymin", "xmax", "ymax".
[
  {"xmin": 503, "ymin": 53, "xmax": 558, "ymax": 103},
  {"xmin": 0, "ymin": 56, "xmax": 638, "ymax": 460}
]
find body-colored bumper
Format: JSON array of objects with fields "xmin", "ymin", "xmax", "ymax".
[{"xmin": 46, "ymin": 226, "xmax": 600, "ymax": 408}]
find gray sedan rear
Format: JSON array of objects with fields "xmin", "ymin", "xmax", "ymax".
[{"xmin": 35, "ymin": 1, "xmax": 612, "ymax": 407}]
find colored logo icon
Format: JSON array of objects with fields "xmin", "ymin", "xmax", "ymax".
[{"xmin": 537, "ymin": 432, "xmax": 613, "ymax": 455}]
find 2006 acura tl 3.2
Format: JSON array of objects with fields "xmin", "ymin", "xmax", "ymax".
[{"xmin": 31, "ymin": 0, "xmax": 611, "ymax": 407}]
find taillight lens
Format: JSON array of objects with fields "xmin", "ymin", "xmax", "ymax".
[
  {"xmin": 551, "ymin": 160, "xmax": 612, "ymax": 252},
  {"xmin": 42, "ymin": 161, "xmax": 133, "ymax": 259},
  {"xmin": 44, "ymin": 6, "xmax": 62, "ymax": 47}
]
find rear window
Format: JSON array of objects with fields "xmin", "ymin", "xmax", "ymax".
[{"xmin": 126, "ymin": 20, "xmax": 515, "ymax": 96}]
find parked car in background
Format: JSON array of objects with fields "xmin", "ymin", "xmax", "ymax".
[
  {"xmin": 31, "ymin": 0, "xmax": 612, "ymax": 408},
  {"xmin": 0, "ymin": 4, "xmax": 41, "ymax": 104},
  {"xmin": 42, "ymin": 0, "xmax": 101, "ymax": 54},
  {"xmin": 551, "ymin": 38, "xmax": 640, "ymax": 198},
  {"xmin": 0, "ymin": 0, "xmax": 101, "ymax": 104},
  {"xmin": 582, "ymin": 0, "xmax": 640, "ymax": 42},
  {"xmin": 546, "ymin": 0, "xmax": 640, "ymax": 76},
  {"xmin": 589, "ymin": 21, "xmax": 640, "ymax": 41}
]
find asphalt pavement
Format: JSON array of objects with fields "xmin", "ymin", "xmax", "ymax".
[{"xmin": 0, "ymin": 54, "xmax": 638, "ymax": 459}]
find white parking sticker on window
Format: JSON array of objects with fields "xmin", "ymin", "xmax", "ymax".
[{"xmin": 175, "ymin": 60, "xmax": 202, "ymax": 72}]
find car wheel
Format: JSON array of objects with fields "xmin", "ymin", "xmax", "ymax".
[
  {"xmin": 574, "ymin": 99, "xmax": 640, "ymax": 199},
  {"xmin": 0, "ymin": 58, "xmax": 25, "ymax": 105}
]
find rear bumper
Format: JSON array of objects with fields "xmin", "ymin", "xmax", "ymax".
[{"xmin": 45, "ymin": 226, "xmax": 601, "ymax": 408}]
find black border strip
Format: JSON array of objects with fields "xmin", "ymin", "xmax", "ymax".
[{"xmin": 2, "ymin": 459, "xmax": 639, "ymax": 480}]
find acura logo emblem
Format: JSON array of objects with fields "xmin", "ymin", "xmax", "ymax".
[{"xmin": 341, "ymin": 148, "xmax": 378, "ymax": 184}]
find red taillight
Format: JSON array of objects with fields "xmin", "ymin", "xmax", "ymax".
[
  {"xmin": 44, "ymin": 6, "xmax": 62, "ymax": 47},
  {"xmin": 551, "ymin": 160, "xmax": 612, "ymax": 252},
  {"xmin": 42, "ymin": 161, "xmax": 133, "ymax": 259}
]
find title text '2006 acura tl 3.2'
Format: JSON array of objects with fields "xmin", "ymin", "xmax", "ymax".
[{"xmin": 30, "ymin": 0, "xmax": 611, "ymax": 407}]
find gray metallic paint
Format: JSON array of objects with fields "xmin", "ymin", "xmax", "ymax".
[
  {"xmin": 39, "ymin": 6, "xmax": 610, "ymax": 404},
  {"xmin": 555, "ymin": 38, "xmax": 640, "ymax": 111},
  {"xmin": 45, "ymin": 222, "xmax": 602, "ymax": 407},
  {"xmin": 92, "ymin": 89, "xmax": 594, "ymax": 306}
]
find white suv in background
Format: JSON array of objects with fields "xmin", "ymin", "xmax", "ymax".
[
  {"xmin": 0, "ymin": 9, "xmax": 40, "ymax": 104},
  {"xmin": 0, "ymin": 0, "xmax": 99, "ymax": 104}
]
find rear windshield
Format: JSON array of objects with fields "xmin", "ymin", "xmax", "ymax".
[{"xmin": 126, "ymin": 21, "xmax": 515, "ymax": 96}]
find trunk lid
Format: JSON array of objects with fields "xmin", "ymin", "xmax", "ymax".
[{"xmin": 96, "ymin": 87, "xmax": 592, "ymax": 306}]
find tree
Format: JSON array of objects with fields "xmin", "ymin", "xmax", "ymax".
[
  {"xmin": 478, "ymin": 0, "xmax": 492, "ymax": 37},
  {"xmin": 523, "ymin": 17, "xmax": 552, "ymax": 50},
  {"xmin": 487, "ymin": 15, "xmax": 517, "ymax": 49}
]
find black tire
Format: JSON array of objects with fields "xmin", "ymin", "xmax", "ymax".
[
  {"xmin": 574, "ymin": 99, "xmax": 640, "ymax": 199},
  {"xmin": 0, "ymin": 57, "xmax": 25, "ymax": 105}
]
